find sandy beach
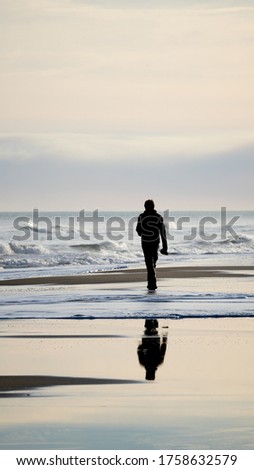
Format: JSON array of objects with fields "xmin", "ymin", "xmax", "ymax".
[
  {"xmin": 0, "ymin": 264, "xmax": 253, "ymax": 286},
  {"xmin": 0, "ymin": 264, "xmax": 254, "ymax": 449}
]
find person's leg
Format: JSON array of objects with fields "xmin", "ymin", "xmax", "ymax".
[
  {"xmin": 143, "ymin": 243, "xmax": 158, "ymax": 289},
  {"xmin": 150, "ymin": 245, "xmax": 158, "ymax": 289},
  {"xmin": 153, "ymin": 247, "xmax": 158, "ymax": 269}
]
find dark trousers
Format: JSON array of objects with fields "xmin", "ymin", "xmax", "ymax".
[{"xmin": 142, "ymin": 242, "xmax": 159, "ymax": 289}]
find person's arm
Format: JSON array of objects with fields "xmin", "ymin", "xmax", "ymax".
[
  {"xmin": 136, "ymin": 215, "xmax": 142, "ymax": 237},
  {"xmin": 159, "ymin": 217, "xmax": 168, "ymax": 254}
]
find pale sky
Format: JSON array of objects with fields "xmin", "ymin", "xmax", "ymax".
[{"xmin": 0, "ymin": 0, "xmax": 253, "ymax": 210}]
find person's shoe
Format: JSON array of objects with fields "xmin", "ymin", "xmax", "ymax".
[{"xmin": 147, "ymin": 286, "xmax": 157, "ymax": 294}]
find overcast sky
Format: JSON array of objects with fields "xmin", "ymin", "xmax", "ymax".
[{"xmin": 0, "ymin": 0, "xmax": 253, "ymax": 210}]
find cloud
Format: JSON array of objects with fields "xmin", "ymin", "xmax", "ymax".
[
  {"xmin": 51, "ymin": 0, "xmax": 254, "ymax": 11},
  {"xmin": 1, "ymin": 1, "xmax": 254, "ymax": 136},
  {"xmin": 0, "ymin": 143, "xmax": 253, "ymax": 210},
  {"xmin": 0, "ymin": 132, "xmax": 254, "ymax": 164},
  {"xmin": 0, "ymin": 1, "xmax": 253, "ymax": 212}
]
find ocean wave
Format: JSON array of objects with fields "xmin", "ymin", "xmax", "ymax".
[
  {"xmin": 0, "ymin": 251, "xmax": 137, "ymax": 271},
  {"xmin": 0, "ymin": 242, "xmax": 13, "ymax": 255},
  {"xmin": 219, "ymin": 234, "xmax": 254, "ymax": 245},
  {"xmin": 172, "ymin": 233, "xmax": 254, "ymax": 256},
  {"xmin": 0, "ymin": 292, "xmax": 253, "ymax": 307},
  {"xmin": 24, "ymin": 221, "xmax": 52, "ymax": 234},
  {"xmin": 1, "ymin": 311, "xmax": 254, "ymax": 320},
  {"xmin": 10, "ymin": 242, "xmax": 50, "ymax": 255},
  {"xmin": 67, "ymin": 312, "xmax": 254, "ymax": 320},
  {"xmin": 0, "ymin": 237, "xmax": 139, "ymax": 270},
  {"xmin": 24, "ymin": 222, "xmax": 79, "ymax": 237},
  {"xmin": 70, "ymin": 241, "xmax": 118, "ymax": 252},
  {"xmin": 0, "ymin": 226, "xmax": 253, "ymax": 273},
  {"xmin": 0, "ymin": 242, "xmax": 50, "ymax": 256}
]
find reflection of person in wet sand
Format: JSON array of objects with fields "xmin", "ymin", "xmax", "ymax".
[{"xmin": 137, "ymin": 319, "xmax": 168, "ymax": 380}]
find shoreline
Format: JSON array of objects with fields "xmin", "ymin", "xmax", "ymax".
[{"xmin": 0, "ymin": 265, "xmax": 253, "ymax": 286}]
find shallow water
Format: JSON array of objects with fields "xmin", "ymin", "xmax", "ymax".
[{"xmin": 0, "ymin": 277, "xmax": 253, "ymax": 320}]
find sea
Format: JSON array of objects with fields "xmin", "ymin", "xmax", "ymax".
[{"xmin": 0, "ymin": 210, "xmax": 253, "ymax": 320}]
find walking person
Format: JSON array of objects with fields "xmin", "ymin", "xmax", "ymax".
[{"xmin": 136, "ymin": 200, "xmax": 168, "ymax": 291}]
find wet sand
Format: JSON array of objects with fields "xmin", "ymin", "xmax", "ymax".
[
  {"xmin": 0, "ymin": 375, "xmax": 140, "ymax": 392},
  {"xmin": 0, "ymin": 265, "xmax": 253, "ymax": 286},
  {"xmin": 0, "ymin": 318, "xmax": 254, "ymax": 449}
]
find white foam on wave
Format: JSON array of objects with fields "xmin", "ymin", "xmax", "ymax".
[
  {"xmin": 9, "ymin": 242, "xmax": 50, "ymax": 255},
  {"xmin": 0, "ymin": 209, "xmax": 253, "ymax": 274},
  {"xmin": 169, "ymin": 232, "xmax": 254, "ymax": 256},
  {"xmin": 0, "ymin": 239, "xmax": 138, "ymax": 270},
  {"xmin": 0, "ymin": 242, "xmax": 13, "ymax": 255},
  {"xmin": 0, "ymin": 242, "xmax": 50, "ymax": 256}
]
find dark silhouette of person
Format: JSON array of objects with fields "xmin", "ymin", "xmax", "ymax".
[
  {"xmin": 136, "ymin": 200, "xmax": 168, "ymax": 290},
  {"xmin": 137, "ymin": 319, "xmax": 168, "ymax": 380}
]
